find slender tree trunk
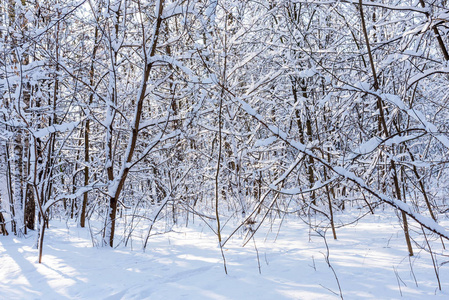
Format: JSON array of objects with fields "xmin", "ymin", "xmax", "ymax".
[
  {"xmin": 104, "ymin": 0, "xmax": 165, "ymax": 247},
  {"xmin": 359, "ymin": 0, "xmax": 413, "ymax": 256},
  {"xmin": 0, "ymin": 210, "xmax": 8, "ymax": 235},
  {"xmin": 13, "ymin": 133, "xmax": 24, "ymax": 235},
  {"xmin": 418, "ymin": 0, "xmax": 449, "ymax": 61},
  {"xmin": 5, "ymin": 143, "xmax": 16, "ymax": 234},
  {"xmin": 38, "ymin": 216, "xmax": 47, "ymax": 263},
  {"xmin": 81, "ymin": 20, "xmax": 99, "ymax": 228}
]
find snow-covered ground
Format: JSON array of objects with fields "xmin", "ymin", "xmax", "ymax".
[{"xmin": 1, "ymin": 212, "xmax": 448, "ymax": 299}]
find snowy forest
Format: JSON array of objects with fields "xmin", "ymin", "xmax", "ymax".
[{"xmin": 2, "ymin": 0, "xmax": 449, "ymax": 299}]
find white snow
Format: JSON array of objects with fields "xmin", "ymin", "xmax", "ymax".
[
  {"xmin": 351, "ymin": 136, "xmax": 382, "ymax": 157},
  {"xmin": 1, "ymin": 213, "xmax": 448, "ymax": 299},
  {"xmin": 32, "ymin": 121, "xmax": 80, "ymax": 138},
  {"xmin": 254, "ymin": 136, "xmax": 277, "ymax": 148}
]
